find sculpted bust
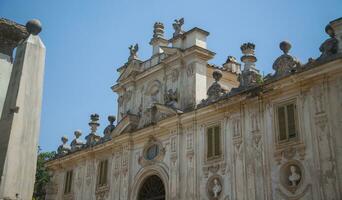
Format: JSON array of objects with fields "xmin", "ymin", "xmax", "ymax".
[
  {"xmin": 70, "ymin": 130, "xmax": 84, "ymax": 151},
  {"xmin": 319, "ymin": 25, "xmax": 338, "ymax": 60},
  {"xmin": 212, "ymin": 178, "xmax": 222, "ymax": 198},
  {"xmin": 288, "ymin": 165, "xmax": 301, "ymax": 186},
  {"xmin": 57, "ymin": 136, "xmax": 71, "ymax": 155}
]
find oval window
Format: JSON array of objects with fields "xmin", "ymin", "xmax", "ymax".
[{"xmin": 145, "ymin": 144, "xmax": 159, "ymax": 160}]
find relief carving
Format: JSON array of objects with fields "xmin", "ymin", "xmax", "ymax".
[
  {"xmin": 279, "ymin": 160, "xmax": 304, "ymax": 194},
  {"xmin": 187, "ymin": 62, "xmax": 195, "ymax": 76}
]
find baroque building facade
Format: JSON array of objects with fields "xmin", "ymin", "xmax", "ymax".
[{"xmin": 45, "ymin": 17, "xmax": 342, "ymax": 200}]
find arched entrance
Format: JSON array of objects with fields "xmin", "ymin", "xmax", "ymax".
[{"xmin": 138, "ymin": 175, "xmax": 165, "ymax": 200}]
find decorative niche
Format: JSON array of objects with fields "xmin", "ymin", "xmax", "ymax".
[{"xmin": 279, "ymin": 160, "xmax": 304, "ymax": 194}]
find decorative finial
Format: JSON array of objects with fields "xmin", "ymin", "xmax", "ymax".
[
  {"xmin": 279, "ymin": 41, "xmax": 291, "ymax": 54},
  {"xmin": 85, "ymin": 113, "xmax": 101, "ymax": 145},
  {"xmin": 26, "ymin": 19, "xmax": 42, "ymax": 35},
  {"xmin": 172, "ymin": 18, "xmax": 185, "ymax": 37},
  {"xmin": 212, "ymin": 70, "xmax": 223, "ymax": 82},
  {"xmin": 240, "ymin": 42, "xmax": 255, "ymax": 56},
  {"xmin": 89, "ymin": 113, "xmax": 100, "ymax": 133},
  {"xmin": 128, "ymin": 43, "xmax": 139, "ymax": 60},
  {"xmin": 240, "ymin": 42, "xmax": 258, "ymax": 72},
  {"xmin": 153, "ymin": 22, "xmax": 165, "ymax": 38}
]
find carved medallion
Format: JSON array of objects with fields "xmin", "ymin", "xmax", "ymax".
[
  {"xmin": 280, "ymin": 160, "xmax": 304, "ymax": 194},
  {"xmin": 207, "ymin": 175, "xmax": 223, "ymax": 199}
]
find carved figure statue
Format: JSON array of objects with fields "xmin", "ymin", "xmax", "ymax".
[
  {"xmin": 57, "ymin": 136, "xmax": 71, "ymax": 155},
  {"xmin": 165, "ymin": 89, "xmax": 178, "ymax": 108},
  {"xmin": 212, "ymin": 178, "xmax": 222, "ymax": 198},
  {"xmin": 128, "ymin": 43, "xmax": 139, "ymax": 60},
  {"xmin": 103, "ymin": 115, "xmax": 116, "ymax": 140},
  {"xmin": 70, "ymin": 130, "xmax": 84, "ymax": 151},
  {"xmin": 319, "ymin": 25, "xmax": 338, "ymax": 60},
  {"xmin": 172, "ymin": 18, "xmax": 184, "ymax": 37},
  {"xmin": 272, "ymin": 41, "xmax": 301, "ymax": 77},
  {"xmin": 288, "ymin": 165, "xmax": 301, "ymax": 186},
  {"xmin": 207, "ymin": 70, "xmax": 226, "ymax": 102}
]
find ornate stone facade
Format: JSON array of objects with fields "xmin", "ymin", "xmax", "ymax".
[{"xmin": 46, "ymin": 17, "xmax": 342, "ymax": 200}]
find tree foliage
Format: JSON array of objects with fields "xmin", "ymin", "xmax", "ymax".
[{"xmin": 33, "ymin": 147, "xmax": 56, "ymax": 200}]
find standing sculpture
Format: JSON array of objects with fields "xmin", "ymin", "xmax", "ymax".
[
  {"xmin": 70, "ymin": 130, "xmax": 84, "ymax": 151},
  {"xmin": 318, "ymin": 25, "xmax": 339, "ymax": 60},
  {"xmin": 128, "ymin": 43, "xmax": 139, "ymax": 60},
  {"xmin": 57, "ymin": 136, "xmax": 71, "ymax": 155},
  {"xmin": 172, "ymin": 18, "xmax": 185, "ymax": 37}
]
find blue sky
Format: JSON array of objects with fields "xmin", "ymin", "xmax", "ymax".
[{"xmin": 1, "ymin": 0, "xmax": 341, "ymax": 152}]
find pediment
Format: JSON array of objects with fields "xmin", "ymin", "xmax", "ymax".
[
  {"xmin": 151, "ymin": 103, "xmax": 183, "ymax": 123},
  {"xmin": 117, "ymin": 59, "xmax": 142, "ymax": 82},
  {"xmin": 111, "ymin": 113, "xmax": 139, "ymax": 137}
]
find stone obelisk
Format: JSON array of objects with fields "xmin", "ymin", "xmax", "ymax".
[{"xmin": 0, "ymin": 19, "xmax": 46, "ymax": 200}]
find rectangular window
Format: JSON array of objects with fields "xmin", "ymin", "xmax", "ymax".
[
  {"xmin": 276, "ymin": 102, "xmax": 298, "ymax": 142},
  {"xmin": 64, "ymin": 170, "xmax": 73, "ymax": 194},
  {"xmin": 97, "ymin": 160, "xmax": 108, "ymax": 186},
  {"xmin": 207, "ymin": 125, "xmax": 221, "ymax": 159}
]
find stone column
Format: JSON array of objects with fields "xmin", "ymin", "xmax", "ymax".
[
  {"xmin": 0, "ymin": 19, "xmax": 45, "ymax": 200},
  {"xmin": 0, "ymin": 18, "xmax": 28, "ymax": 118}
]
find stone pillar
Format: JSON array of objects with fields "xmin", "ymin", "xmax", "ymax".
[
  {"xmin": 330, "ymin": 17, "xmax": 342, "ymax": 53},
  {"xmin": 0, "ymin": 19, "xmax": 45, "ymax": 200},
  {"xmin": 0, "ymin": 18, "xmax": 28, "ymax": 118}
]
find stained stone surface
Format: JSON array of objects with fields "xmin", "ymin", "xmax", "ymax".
[
  {"xmin": 45, "ymin": 17, "xmax": 342, "ymax": 200},
  {"xmin": 0, "ymin": 23, "xmax": 45, "ymax": 200}
]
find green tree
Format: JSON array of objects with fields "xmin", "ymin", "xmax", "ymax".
[{"xmin": 33, "ymin": 147, "xmax": 56, "ymax": 200}]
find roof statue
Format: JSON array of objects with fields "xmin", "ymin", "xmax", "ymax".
[
  {"xmin": 70, "ymin": 130, "xmax": 84, "ymax": 151},
  {"xmin": 128, "ymin": 43, "xmax": 139, "ymax": 60},
  {"xmin": 103, "ymin": 115, "xmax": 116, "ymax": 141},
  {"xmin": 164, "ymin": 89, "xmax": 178, "ymax": 108},
  {"xmin": 318, "ymin": 25, "xmax": 339, "ymax": 60},
  {"xmin": 199, "ymin": 70, "xmax": 227, "ymax": 107},
  {"xmin": 272, "ymin": 41, "xmax": 301, "ymax": 77},
  {"xmin": 172, "ymin": 17, "xmax": 184, "ymax": 37},
  {"xmin": 57, "ymin": 136, "xmax": 71, "ymax": 156}
]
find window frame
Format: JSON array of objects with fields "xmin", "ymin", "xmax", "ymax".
[
  {"xmin": 274, "ymin": 99, "xmax": 299, "ymax": 145},
  {"xmin": 97, "ymin": 159, "xmax": 109, "ymax": 187},
  {"xmin": 64, "ymin": 170, "xmax": 73, "ymax": 194},
  {"xmin": 206, "ymin": 124, "xmax": 222, "ymax": 161}
]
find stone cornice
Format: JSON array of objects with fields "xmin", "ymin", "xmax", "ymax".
[{"xmin": 0, "ymin": 18, "xmax": 28, "ymax": 57}]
